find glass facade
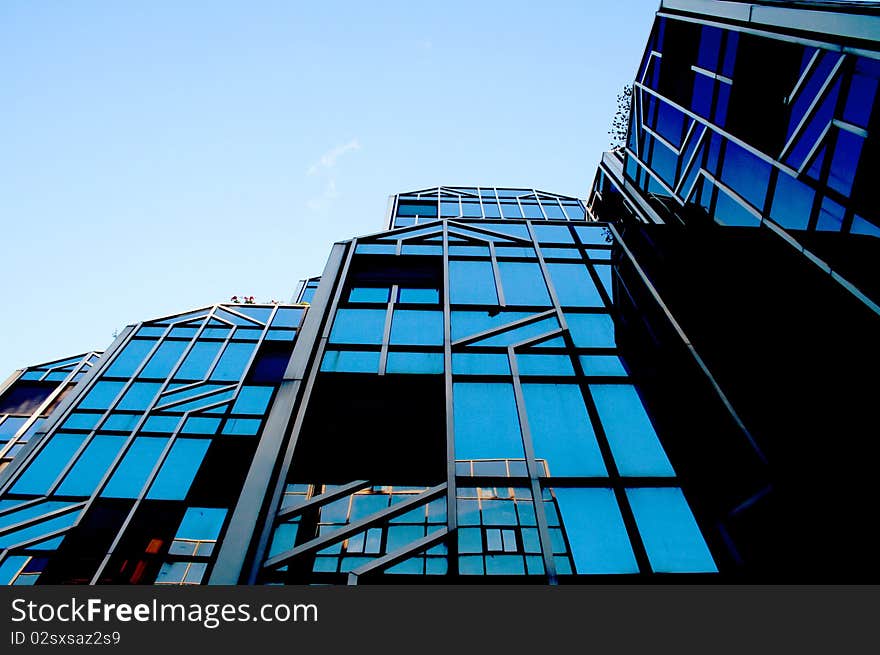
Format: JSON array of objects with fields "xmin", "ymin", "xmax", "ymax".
[
  {"xmin": 258, "ymin": 213, "xmax": 716, "ymax": 583},
  {"xmin": 0, "ymin": 304, "xmax": 304, "ymax": 585},
  {"xmin": 0, "ymin": 352, "xmax": 100, "ymax": 480}
]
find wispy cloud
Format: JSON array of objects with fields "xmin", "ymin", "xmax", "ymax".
[
  {"xmin": 306, "ymin": 178, "xmax": 338, "ymax": 212},
  {"xmin": 307, "ymin": 139, "xmax": 361, "ymax": 176}
]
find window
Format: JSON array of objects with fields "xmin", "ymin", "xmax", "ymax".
[
  {"xmin": 523, "ymin": 384, "xmax": 606, "ymax": 477},
  {"xmin": 449, "ymin": 261, "xmax": 498, "ymax": 305},
  {"xmin": 590, "ymin": 385, "xmax": 674, "ymax": 477},
  {"xmin": 102, "ymin": 437, "xmax": 167, "ymax": 498},
  {"xmin": 147, "ymin": 439, "xmax": 210, "ymax": 500},
  {"xmin": 56, "ymin": 435, "xmax": 125, "ymax": 496},
  {"xmin": 547, "ymin": 264, "xmax": 604, "ymax": 307},
  {"xmin": 453, "ymin": 383, "xmax": 523, "ymax": 461},
  {"xmin": 209, "ymin": 342, "xmax": 256, "ymax": 381},
  {"xmin": 626, "ymin": 487, "xmax": 716, "ymax": 573},
  {"xmin": 389, "ymin": 310, "xmax": 443, "ymax": 346},
  {"xmin": 550, "ymin": 487, "xmax": 638, "ymax": 574},
  {"xmin": 329, "ymin": 309, "xmax": 386, "ymax": 345},
  {"xmin": 498, "ymin": 262, "xmax": 551, "ymax": 306},
  {"xmin": 11, "ymin": 434, "xmax": 85, "ymax": 495}
]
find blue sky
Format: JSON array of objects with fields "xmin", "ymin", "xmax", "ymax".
[{"xmin": 0, "ymin": 1, "xmax": 657, "ymax": 375}]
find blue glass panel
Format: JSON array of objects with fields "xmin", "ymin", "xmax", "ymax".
[
  {"xmin": 390, "ymin": 310, "xmax": 443, "ymax": 346},
  {"xmin": 266, "ymin": 329, "xmax": 297, "ymax": 341},
  {"xmin": 175, "ymin": 341, "xmax": 222, "ymax": 380},
  {"xmin": 60, "ymin": 413, "xmax": 100, "ymax": 432},
  {"xmin": 563, "ymin": 203, "xmax": 586, "ymax": 220},
  {"xmin": 851, "ymin": 215, "xmax": 880, "ymax": 237},
  {"xmin": 843, "ymin": 58, "xmax": 880, "ymax": 128},
  {"xmin": 57, "ymin": 435, "xmax": 125, "ymax": 496},
  {"xmin": 140, "ymin": 340, "xmax": 188, "ymax": 379},
  {"xmin": 356, "ymin": 243, "xmax": 397, "ymax": 255},
  {"xmin": 553, "ymin": 488, "xmax": 638, "ymax": 573},
  {"xmin": 827, "ymin": 129, "xmax": 864, "ymax": 196},
  {"xmin": 816, "ymin": 196, "xmax": 845, "ymax": 232},
  {"xmin": 441, "ymin": 201, "xmax": 460, "ymax": 217},
  {"xmin": 565, "ymin": 313, "xmax": 615, "ymax": 348},
  {"xmin": 547, "ymin": 263, "xmax": 603, "ymax": 307},
  {"xmin": 697, "ymin": 25, "xmax": 722, "ymax": 71},
  {"xmin": 169, "ymin": 327, "xmax": 198, "ymax": 339},
  {"xmin": 78, "ymin": 381, "xmax": 125, "ymax": 410},
  {"xmin": 453, "ymin": 383, "xmax": 523, "ymax": 460},
  {"xmin": 320, "ymin": 350, "xmax": 380, "ymax": 373},
  {"xmin": 484, "ymin": 200, "xmax": 504, "ymax": 218},
  {"xmin": 176, "ymin": 507, "xmax": 226, "ymax": 540},
  {"xmin": 461, "ymin": 201, "xmax": 482, "ymax": 218},
  {"xmin": 231, "ymin": 386, "xmax": 274, "ymax": 414},
  {"xmin": 105, "ymin": 339, "xmax": 155, "ymax": 377},
  {"xmin": 516, "ymin": 354, "xmax": 574, "ymax": 376},
  {"xmin": 102, "ymin": 413, "xmax": 139, "ymax": 431},
  {"xmin": 721, "ymin": 142, "xmax": 770, "ymax": 210},
  {"xmin": 532, "ymin": 224, "xmax": 574, "ymax": 244},
  {"xmin": 401, "ymin": 244, "xmax": 443, "ymax": 256},
  {"xmin": 272, "ymin": 308, "xmax": 304, "ymax": 328},
  {"xmin": 102, "ymin": 437, "xmax": 167, "ymax": 498},
  {"xmin": 714, "ymin": 191, "xmax": 760, "ymax": 227},
  {"xmin": 521, "ymin": 203, "xmax": 544, "ymax": 219},
  {"xmin": 591, "ymin": 385, "xmax": 674, "ymax": 477},
  {"xmin": 386, "ymin": 352, "xmax": 443, "ymax": 374},
  {"xmin": 0, "ymin": 557, "xmax": 28, "ymax": 584},
  {"xmin": 770, "ymin": 172, "xmax": 814, "ymax": 230},
  {"xmin": 574, "ymin": 226, "xmax": 610, "ymax": 246},
  {"xmin": 222, "ymin": 418, "xmax": 262, "ymax": 435},
  {"xmin": 626, "ymin": 487, "xmax": 717, "ymax": 573},
  {"xmin": 349, "ymin": 287, "xmax": 390, "ymax": 303},
  {"xmin": 450, "ymin": 261, "xmax": 498, "ymax": 305},
  {"xmin": 117, "ymin": 382, "xmax": 162, "ymax": 411},
  {"xmin": 398, "ymin": 288, "xmax": 439, "ymax": 304},
  {"xmin": 11, "ymin": 435, "xmax": 85, "ymax": 494},
  {"xmin": 0, "ymin": 416, "xmax": 27, "ymax": 437},
  {"xmin": 141, "ymin": 415, "xmax": 180, "ymax": 432},
  {"xmin": 542, "ymin": 247, "xmax": 580, "ymax": 260},
  {"xmin": 181, "ymin": 416, "xmax": 221, "ymax": 434},
  {"xmin": 541, "ymin": 201, "xmax": 565, "ymax": 219},
  {"xmin": 655, "ymin": 101, "xmax": 685, "ymax": 147},
  {"xmin": 523, "ymin": 384, "xmax": 606, "ymax": 476},
  {"xmin": 580, "ymin": 355, "xmax": 627, "ymax": 377},
  {"xmin": 451, "ymin": 353, "xmax": 510, "ymax": 375},
  {"xmin": 483, "ymin": 222, "xmax": 530, "ymax": 240},
  {"xmin": 721, "ymin": 30, "xmax": 738, "ymax": 77},
  {"xmin": 498, "ymin": 262, "xmax": 551, "ymax": 306},
  {"xmin": 449, "ymin": 245, "xmax": 488, "ymax": 256},
  {"xmin": 500, "ymin": 203, "xmax": 522, "ymax": 219},
  {"xmin": 329, "ymin": 309, "xmax": 386, "ymax": 344},
  {"xmin": 147, "ymin": 438, "xmax": 210, "ymax": 500},
  {"xmin": 649, "ymin": 138, "xmax": 677, "ymax": 188},
  {"xmin": 210, "ymin": 342, "xmax": 255, "ymax": 381}
]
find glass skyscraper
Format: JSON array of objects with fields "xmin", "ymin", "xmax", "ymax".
[{"xmin": 1, "ymin": 0, "xmax": 878, "ymax": 585}]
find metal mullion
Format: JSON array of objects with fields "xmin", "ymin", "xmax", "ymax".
[
  {"xmin": 524, "ymin": 221, "xmax": 568, "ymax": 335},
  {"xmin": 442, "ymin": 221, "xmax": 458, "ymax": 574},
  {"xmin": 155, "ymin": 385, "xmax": 237, "ymax": 412},
  {"xmin": 507, "ymin": 347, "xmax": 557, "ymax": 584},
  {"xmin": 780, "ymin": 54, "xmax": 846, "ymax": 160},
  {"xmin": 447, "ymin": 219, "xmax": 533, "ymax": 245},
  {"xmin": 0, "ymin": 497, "xmax": 44, "ymax": 519},
  {"xmin": 0, "ymin": 501, "xmax": 86, "ymax": 539},
  {"xmin": 634, "ymin": 81, "xmax": 801, "ymax": 178},
  {"xmin": 264, "ymin": 483, "xmax": 447, "ymax": 569},
  {"xmin": 487, "ymin": 242, "xmax": 506, "ymax": 307},
  {"xmin": 674, "ymin": 126, "xmax": 709, "ymax": 195},
  {"xmin": 787, "ymin": 48, "xmax": 821, "ymax": 104},
  {"xmin": 347, "ymin": 528, "xmax": 448, "ymax": 585},
  {"xmin": 451, "ymin": 310, "xmax": 557, "ymax": 348},
  {"xmin": 378, "ymin": 285, "xmax": 398, "ymax": 376},
  {"xmin": 276, "ymin": 480, "xmax": 371, "ymax": 521},
  {"xmin": 241, "ymin": 241, "xmax": 357, "ymax": 583}
]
